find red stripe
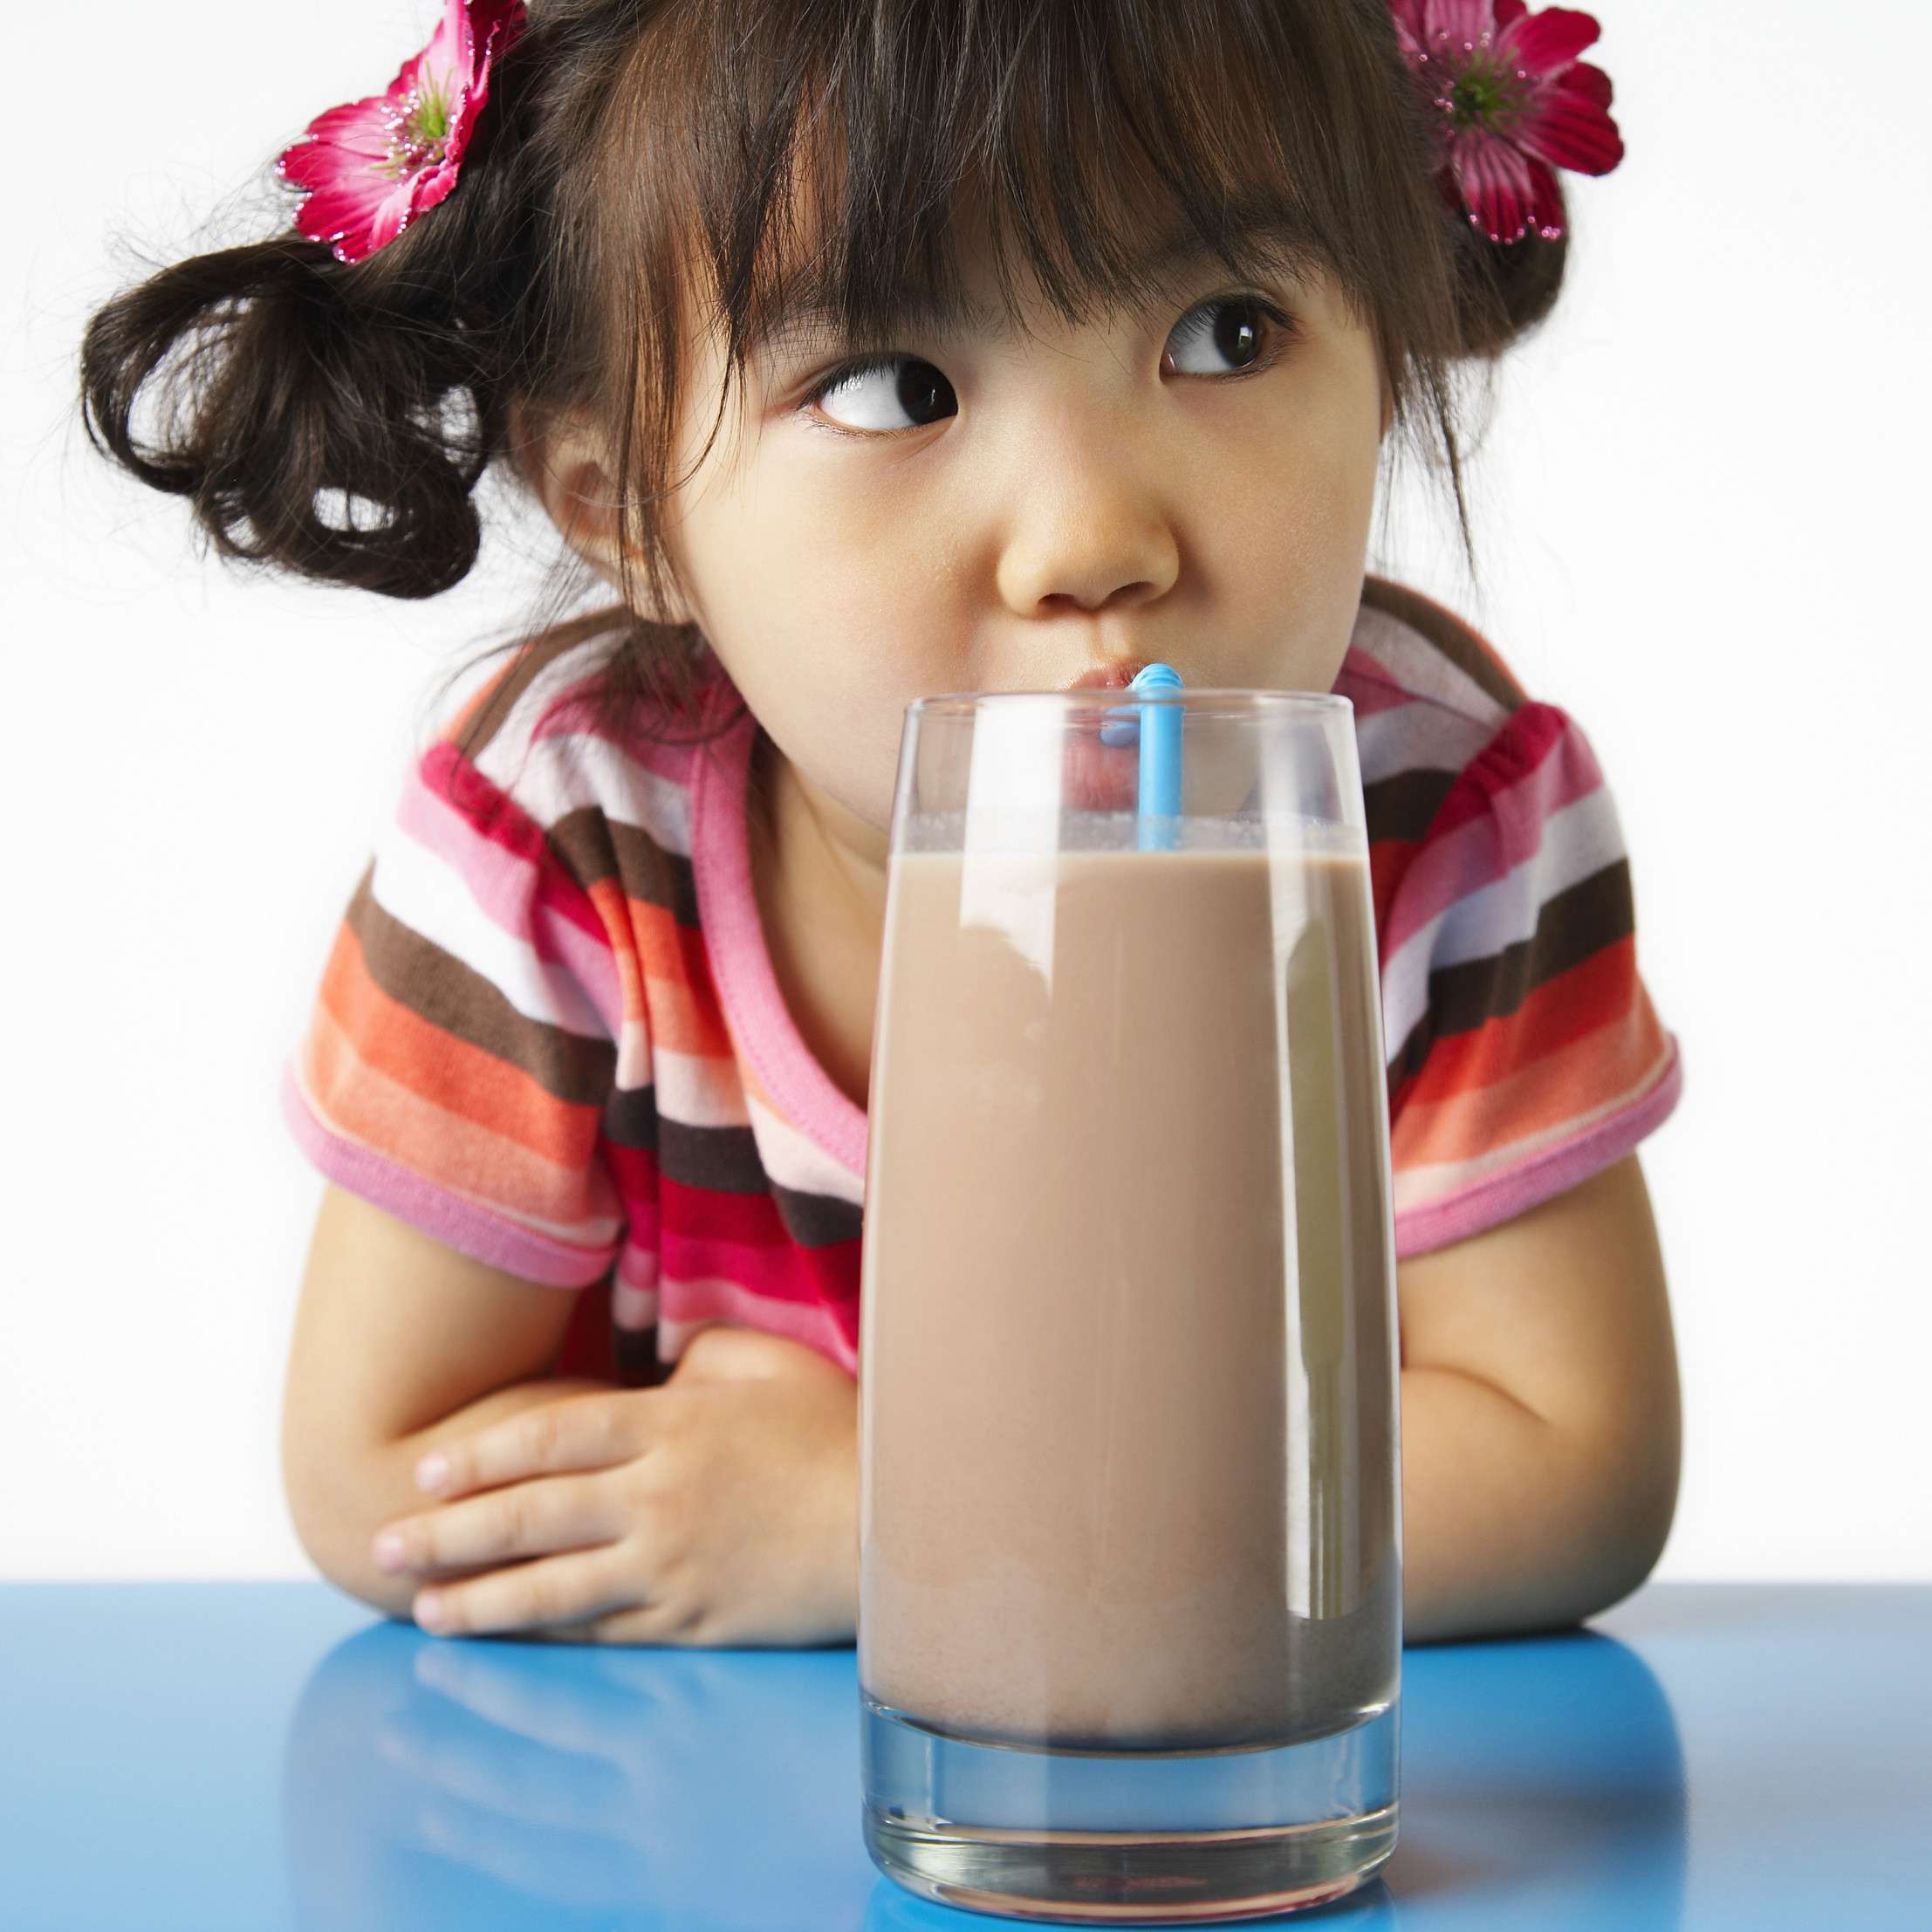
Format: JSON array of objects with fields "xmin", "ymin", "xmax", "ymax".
[
  {"xmin": 1367, "ymin": 836, "xmax": 1422, "ymax": 940},
  {"xmin": 1426, "ymin": 702, "xmax": 1572, "ymax": 842},
  {"xmin": 663, "ymin": 1227, "xmax": 848, "ymax": 1309},
  {"xmin": 1401, "ymin": 935, "xmax": 1637, "ymax": 1110},
  {"xmin": 418, "ymin": 741, "xmax": 612, "ymax": 949},
  {"xmin": 605, "ymin": 1141, "xmax": 663, "ymax": 1250}
]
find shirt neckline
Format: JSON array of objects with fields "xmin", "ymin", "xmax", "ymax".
[{"xmin": 687, "ymin": 679, "xmax": 871, "ymax": 1182}]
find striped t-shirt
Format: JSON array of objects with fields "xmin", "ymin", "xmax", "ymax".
[{"xmin": 281, "ymin": 576, "xmax": 1682, "ymax": 1384}]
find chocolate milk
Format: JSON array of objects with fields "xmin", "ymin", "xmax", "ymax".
[{"xmin": 859, "ymin": 836, "xmax": 1401, "ymax": 1752}]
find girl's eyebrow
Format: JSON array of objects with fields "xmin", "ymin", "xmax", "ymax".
[{"xmin": 750, "ymin": 206, "xmax": 1323, "ymax": 359}]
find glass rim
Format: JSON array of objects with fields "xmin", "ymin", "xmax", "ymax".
[{"xmin": 906, "ymin": 688, "xmax": 1354, "ymax": 719}]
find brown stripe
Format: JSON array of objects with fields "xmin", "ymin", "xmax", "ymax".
[
  {"xmin": 549, "ymin": 806, "xmax": 702, "ymax": 927},
  {"xmin": 606, "ymin": 1086, "xmax": 861, "ymax": 1248},
  {"xmin": 604, "ymin": 1083, "xmax": 658, "ymax": 1152},
  {"xmin": 440, "ymin": 611, "xmax": 634, "ymax": 764},
  {"xmin": 1385, "ymin": 860, "xmax": 1634, "ymax": 1089},
  {"xmin": 614, "ymin": 1324, "xmax": 675, "ymax": 1387},
  {"xmin": 657, "ymin": 1119, "xmax": 771, "ymax": 1194},
  {"xmin": 1360, "ymin": 574, "xmax": 1527, "ymax": 714},
  {"xmin": 772, "ymin": 1182, "xmax": 865, "ymax": 1250},
  {"xmin": 1364, "ymin": 766, "xmax": 1462, "ymax": 846},
  {"xmin": 346, "ymin": 863, "xmax": 616, "ymax": 1108}
]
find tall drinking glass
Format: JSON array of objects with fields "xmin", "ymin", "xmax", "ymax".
[{"xmin": 858, "ymin": 686, "xmax": 1402, "ymax": 1922}]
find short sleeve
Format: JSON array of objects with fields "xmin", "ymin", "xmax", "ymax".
[
  {"xmin": 1378, "ymin": 700, "xmax": 1683, "ymax": 1257},
  {"xmin": 280, "ymin": 706, "xmax": 627, "ymax": 1288}
]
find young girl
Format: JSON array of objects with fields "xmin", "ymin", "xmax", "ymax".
[{"xmin": 81, "ymin": 0, "xmax": 1682, "ymax": 1652}]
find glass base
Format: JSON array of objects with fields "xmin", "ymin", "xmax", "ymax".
[{"xmin": 861, "ymin": 1696, "xmax": 1398, "ymax": 1924}]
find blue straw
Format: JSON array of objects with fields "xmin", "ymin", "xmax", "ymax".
[{"xmin": 1129, "ymin": 662, "xmax": 1183, "ymax": 850}]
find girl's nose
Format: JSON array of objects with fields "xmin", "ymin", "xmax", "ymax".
[{"xmin": 993, "ymin": 461, "xmax": 1181, "ymax": 620}]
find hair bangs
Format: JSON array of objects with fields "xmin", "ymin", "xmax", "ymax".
[{"xmin": 657, "ymin": 0, "xmax": 1437, "ymax": 389}]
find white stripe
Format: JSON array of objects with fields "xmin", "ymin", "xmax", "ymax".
[
  {"xmin": 1381, "ymin": 784, "xmax": 1625, "ymax": 1058},
  {"xmin": 499, "ymin": 730, "xmax": 694, "ymax": 860},
  {"xmin": 1352, "ymin": 605, "xmax": 1510, "ymax": 730},
  {"xmin": 463, "ymin": 636, "xmax": 606, "ymax": 788},
  {"xmin": 1428, "ymin": 785, "xmax": 1624, "ymax": 970},
  {"xmin": 659, "ymin": 1282, "xmax": 850, "ymax": 1362},
  {"xmin": 614, "ymin": 1017, "xmax": 651, "ymax": 1089},
  {"xmin": 655, "ymin": 1046, "xmax": 753, "ymax": 1129},
  {"xmin": 613, "ymin": 1281, "xmax": 659, "ymax": 1332},
  {"xmin": 744, "ymin": 1087, "xmax": 865, "ymax": 1202},
  {"xmin": 370, "ymin": 812, "xmax": 610, "ymax": 1040},
  {"xmin": 1353, "ymin": 702, "xmax": 1486, "ymax": 787},
  {"xmin": 465, "ymin": 646, "xmax": 695, "ymax": 858}
]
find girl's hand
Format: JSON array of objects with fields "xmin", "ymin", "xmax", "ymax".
[{"xmin": 368, "ymin": 1326, "xmax": 859, "ymax": 1647}]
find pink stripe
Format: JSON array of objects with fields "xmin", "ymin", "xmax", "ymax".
[
  {"xmin": 1333, "ymin": 647, "xmax": 1416, "ymax": 716},
  {"xmin": 396, "ymin": 755, "xmax": 627, "ymax": 1031},
  {"xmin": 522, "ymin": 663, "xmax": 716, "ymax": 787},
  {"xmin": 662, "ymin": 1276, "xmax": 858, "ymax": 1374},
  {"xmin": 279, "ymin": 1062, "xmax": 618, "ymax": 1288},
  {"xmin": 538, "ymin": 907, "xmax": 623, "ymax": 1034},
  {"xmin": 688, "ymin": 700, "xmax": 871, "ymax": 1179},
  {"xmin": 412, "ymin": 745, "xmax": 609, "ymax": 956},
  {"xmin": 616, "ymin": 1246, "xmax": 661, "ymax": 1292},
  {"xmin": 1393, "ymin": 1035, "xmax": 1683, "ymax": 1257},
  {"xmin": 1380, "ymin": 707, "xmax": 1602, "ymax": 955}
]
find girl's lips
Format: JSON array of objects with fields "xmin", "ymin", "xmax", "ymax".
[{"xmin": 1060, "ymin": 658, "xmax": 1153, "ymax": 691}]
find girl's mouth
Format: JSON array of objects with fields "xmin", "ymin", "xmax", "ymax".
[{"xmin": 1059, "ymin": 658, "xmax": 1154, "ymax": 692}]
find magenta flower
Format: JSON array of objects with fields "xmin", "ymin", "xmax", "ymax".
[
  {"xmin": 1389, "ymin": 0, "xmax": 1624, "ymax": 245},
  {"xmin": 276, "ymin": 0, "xmax": 525, "ymax": 264}
]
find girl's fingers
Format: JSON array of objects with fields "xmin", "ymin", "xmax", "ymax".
[
  {"xmin": 382, "ymin": 1472, "xmax": 620, "ymax": 1577},
  {"xmin": 416, "ymin": 1391, "xmax": 651, "ymax": 1498},
  {"xmin": 517, "ymin": 1596, "xmax": 708, "ymax": 1648},
  {"xmin": 414, "ymin": 1543, "xmax": 643, "ymax": 1639}
]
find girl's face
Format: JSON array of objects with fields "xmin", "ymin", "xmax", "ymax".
[{"xmin": 659, "ymin": 207, "xmax": 1389, "ymax": 845}]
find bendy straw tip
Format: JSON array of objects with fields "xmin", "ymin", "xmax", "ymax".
[{"xmin": 1131, "ymin": 665, "xmax": 1183, "ymax": 848}]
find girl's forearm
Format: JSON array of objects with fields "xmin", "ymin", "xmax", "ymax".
[
  {"xmin": 304, "ymin": 1359, "xmax": 1662, "ymax": 1646},
  {"xmin": 291, "ymin": 1374, "xmax": 620, "ymax": 1620},
  {"xmin": 1397, "ymin": 1363, "xmax": 1667, "ymax": 1644}
]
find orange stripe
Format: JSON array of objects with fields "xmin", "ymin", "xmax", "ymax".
[
  {"xmin": 587, "ymin": 879, "xmax": 735, "ymax": 1059},
  {"xmin": 1406, "ymin": 938, "xmax": 1637, "ymax": 1107},
  {"xmin": 312, "ymin": 915, "xmax": 604, "ymax": 1172},
  {"xmin": 299, "ymin": 1000, "xmax": 616, "ymax": 1232},
  {"xmin": 1393, "ymin": 997, "xmax": 1669, "ymax": 1169}
]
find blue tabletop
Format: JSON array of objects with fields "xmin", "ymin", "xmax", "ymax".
[{"xmin": 1, "ymin": 1582, "xmax": 1925, "ymax": 1930}]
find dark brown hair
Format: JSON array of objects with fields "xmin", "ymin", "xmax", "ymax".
[{"xmin": 78, "ymin": 0, "xmax": 1568, "ymax": 752}]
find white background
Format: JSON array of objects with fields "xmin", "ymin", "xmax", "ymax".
[{"xmin": 4, "ymin": 1, "xmax": 1927, "ymax": 1582}]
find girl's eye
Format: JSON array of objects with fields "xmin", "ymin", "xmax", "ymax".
[
  {"xmin": 1163, "ymin": 297, "xmax": 1296, "ymax": 378},
  {"xmin": 805, "ymin": 356, "xmax": 959, "ymax": 435}
]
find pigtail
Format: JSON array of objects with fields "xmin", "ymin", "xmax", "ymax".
[
  {"xmin": 79, "ymin": 230, "xmax": 504, "ymax": 599},
  {"xmin": 75, "ymin": 6, "xmax": 553, "ymax": 602}
]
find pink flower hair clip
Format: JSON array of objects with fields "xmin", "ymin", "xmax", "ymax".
[
  {"xmin": 276, "ymin": 0, "xmax": 526, "ymax": 264},
  {"xmin": 1389, "ymin": 0, "xmax": 1625, "ymax": 245}
]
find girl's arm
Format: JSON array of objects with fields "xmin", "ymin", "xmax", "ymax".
[
  {"xmin": 281, "ymin": 1184, "xmax": 619, "ymax": 1620},
  {"xmin": 1394, "ymin": 1150, "xmax": 1682, "ymax": 1643}
]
